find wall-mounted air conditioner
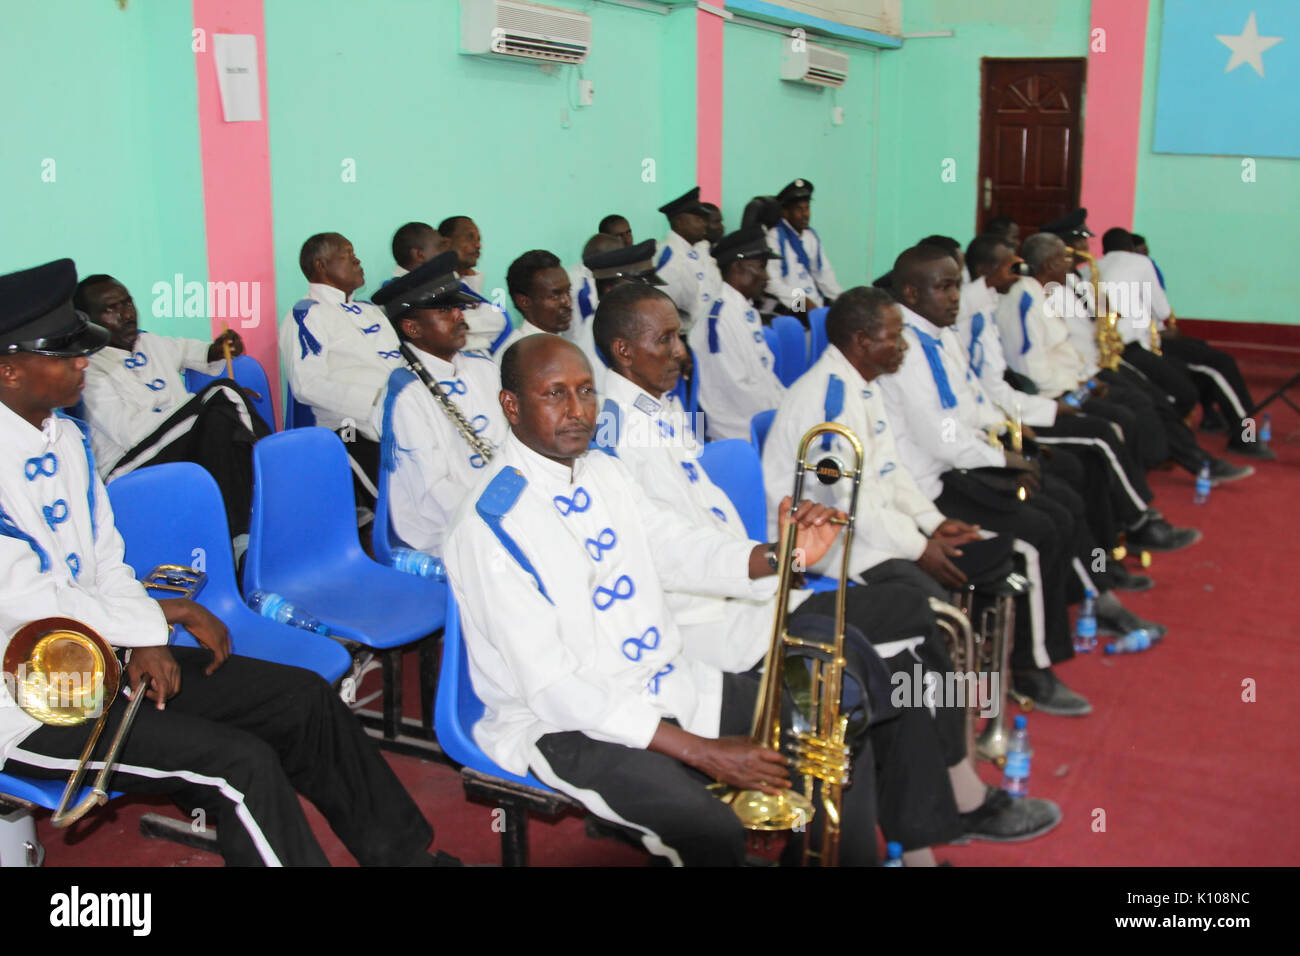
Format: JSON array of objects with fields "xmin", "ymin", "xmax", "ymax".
[
  {"xmin": 780, "ymin": 37, "xmax": 849, "ymax": 88},
  {"xmin": 460, "ymin": 0, "xmax": 592, "ymax": 65}
]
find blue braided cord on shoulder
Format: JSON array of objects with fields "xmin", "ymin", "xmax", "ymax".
[
  {"xmin": 292, "ymin": 298, "xmax": 322, "ymax": 359},
  {"xmin": 822, "ymin": 373, "xmax": 844, "ymax": 450},
  {"xmin": 475, "ymin": 467, "xmax": 552, "ymax": 604},
  {"xmin": 656, "ymin": 244, "xmax": 672, "ymax": 271},
  {"xmin": 1017, "ymin": 290, "xmax": 1033, "ymax": 356},
  {"xmin": 706, "ymin": 297, "xmax": 725, "ymax": 354},
  {"xmin": 967, "ymin": 312, "xmax": 986, "ymax": 377},
  {"xmin": 380, "ymin": 367, "xmax": 418, "ymax": 475},
  {"xmin": 909, "ymin": 324, "xmax": 958, "ymax": 410},
  {"xmin": 57, "ymin": 410, "xmax": 99, "ymax": 540},
  {"xmin": 0, "ymin": 503, "xmax": 50, "ymax": 572},
  {"xmin": 778, "ymin": 220, "xmax": 812, "ymax": 276}
]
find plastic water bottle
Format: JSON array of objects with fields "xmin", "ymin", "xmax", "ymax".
[
  {"xmin": 390, "ymin": 547, "xmax": 447, "ymax": 580},
  {"xmin": 1104, "ymin": 628, "xmax": 1154, "ymax": 655},
  {"xmin": 1002, "ymin": 715, "xmax": 1032, "ymax": 798},
  {"xmin": 1260, "ymin": 413, "xmax": 1272, "ymax": 448},
  {"xmin": 1074, "ymin": 588, "xmax": 1098, "ymax": 653},
  {"xmin": 1193, "ymin": 460, "xmax": 1212, "ymax": 505},
  {"xmin": 883, "ymin": 841, "xmax": 904, "ymax": 867},
  {"xmin": 1062, "ymin": 379, "xmax": 1096, "ymax": 409},
  {"xmin": 246, "ymin": 590, "xmax": 329, "ymax": 634}
]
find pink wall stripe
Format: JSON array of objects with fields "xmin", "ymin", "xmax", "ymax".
[
  {"xmin": 1079, "ymin": 0, "xmax": 1149, "ymax": 241},
  {"xmin": 696, "ymin": 4, "xmax": 726, "ymax": 204},
  {"xmin": 191, "ymin": 0, "xmax": 280, "ymax": 424}
]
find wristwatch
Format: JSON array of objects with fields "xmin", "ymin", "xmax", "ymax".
[{"xmin": 765, "ymin": 544, "xmax": 780, "ymax": 572}]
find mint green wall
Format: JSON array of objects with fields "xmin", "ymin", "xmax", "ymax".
[
  {"xmin": 1134, "ymin": 0, "xmax": 1300, "ymax": 324},
  {"xmin": 870, "ymin": 0, "xmax": 1090, "ymax": 275},
  {"xmin": 721, "ymin": 22, "xmax": 879, "ymax": 288},
  {"xmin": 0, "ymin": 0, "xmax": 208, "ymax": 337},
  {"xmin": 264, "ymin": 0, "xmax": 696, "ymax": 320}
]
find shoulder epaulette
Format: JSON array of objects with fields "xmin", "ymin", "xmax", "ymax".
[
  {"xmin": 592, "ymin": 398, "xmax": 622, "ymax": 457},
  {"xmin": 475, "ymin": 467, "xmax": 552, "ymax": 603},
  {"xmin": 822, "ymin": 373, "xmax": 845, "ymax": 449},
  {"xmin": 656, "ymin": 245, "xmax": 673, "ymax": 270},
  {"xmin": 706, "ymin": 297, "xmax": 726, "ymax": 354},
  {"xmin": 292, "ymin": 298, "xmax": 322, "ymax": 359}
]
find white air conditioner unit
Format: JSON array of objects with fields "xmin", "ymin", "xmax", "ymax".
[
  {"xmin": 460, "ymin": 0, "xmax": 592, "ymax": 65},
  {"xmin": 781, "ymin": 37, "xmax": 849, "ymax": 89}
]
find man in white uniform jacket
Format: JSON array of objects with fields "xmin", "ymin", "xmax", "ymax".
[
  {"xmin": 438, "ymin": 216, "xmax": 513, "ymax": 356},
  {"xmin": 444, "ymin": 333, "xmax": 878, "ymax": 866},
  {"xmin": 654, "ymin": 186, "xmax": 721, "ymax": 333},
  {"xmin": 0, "ymin": 259, "xmax": 449, "ymax": 867},
  {"xmin": 279, "ymin": 232, "xmax": 405, "ymax": 514},
  {"xmin": 689, "ymin": 226, "xmax": 785, "ymax": 442},
  {"xmin": 370, "ymin": 252, "xmax": 505, "ymax": 558},
  {"xmin": 596, "ymin": 284, "xmax": 1062, "ymax": 857},
  {"xmin": 77, "ymin": 275, "xmax": 268, "ymax": 537},
  {"xmin": 494, "ymin": 249, "xmax": 573, "ymax": 364},
  {"xmin": 764, "ymin": 179, "xmax": 843, "ymax": 317}
]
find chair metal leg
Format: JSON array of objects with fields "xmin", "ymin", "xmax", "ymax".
[
  {"xmin": 418, "ymin": 634, "xmax": 440, "ymax": 740},
  {"xmin": 500, "ymin": 804, "xmax": 529, "ymax": 867},
  {"xmin": 139, "ymin": 812, "xmax": 221, "ymax": 854},
  {"xmin": 381, "ymin": 648, "xmax": 403, "ymax": 741}
]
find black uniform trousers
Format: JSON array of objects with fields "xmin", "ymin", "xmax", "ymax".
[
  {"xmin": 934, "ymin": 472, "xmax": 1075, "ymax": 670},
  {"xmin": 1160, "ymin": 334, "xmax": 1255, "ymax": 447},
  {"xmin": 1033, "ymin": 413, "xmax": 1152, "ymax": 530},
  {"xmin": 4, "ymin": 649, "xmax": 434, "ymax": 866},
  {"xmin": 1105, "ymin": 362, "xmax": 1211, "ymax": 473},
  {"xmin": 105, "ymin": 381, "xmax": 271, "ymax": 536}
]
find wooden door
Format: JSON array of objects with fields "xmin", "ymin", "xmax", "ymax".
[{"xmin": 976, "ymin": 58, "xmax": 1086, "ymax": 238}]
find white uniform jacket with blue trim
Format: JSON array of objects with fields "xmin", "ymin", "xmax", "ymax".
[
  {"xmin": 83, "ymin": 332, "xmax": 222, "ymax": 474},
  {"xmin": 654, "ymin": 230, "xmax": 721, "ymax": 333},
  {"xmin": 457, "ymin": 272, "xmax": 513, "ymax": 356},
  {"xmin": 278, "ymin": 282, "xmax": 404, "ymax": 440},
  {"xmin": 444, "ymin": 431, "xmax": 766, "ymax": 777},
  {"xmin": 993, "ymin": 277, "xmax": 1096, "ymax": 400},
  {"xmin": 0, "ymin": 404, "xmax": 168, "ymax": 766},
  {"xmin": 762, "ymin": 345, "xmax": 947, "ymax": 578},
  {"xmin": 1095, "ymin": 250, "xmax": 1172, "ymax": 349},
  {"xmin": 371, "ymin": 345, "xmax": 506, "ymax": 558},
  {"xmin": 596, "ymin": 372, "xmax": 793, "ymax": 672},
  {"xmin": 955, "ymin": 279, "xmax": 1057, "ymax": 428},
  {"xmin": 688, "ymin": 282, "xmax": 785, "ymax": 442},
  {"xmin": 878, "ymin": 306, "xmax": 1007, "ymax": 500},
  {"xmin": 764, "ymin": 220, "xmax": 843, "ymax": 312}
]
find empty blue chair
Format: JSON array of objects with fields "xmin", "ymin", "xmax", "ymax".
[
  {"xmin": 435, "ymin": 587, "xmax": 576, "ymax": 865},
  {"xmin": 698, "ymin": 439, "xmax": 767, "ymax": 541},
  {"xmin": 809, "ymin": 306, "xmax": 830, "ymax": 364},
  {"xmin": 771, "ymin": 314, "xmax": 807, "ymax": 386},
  {"xmin": 108, "ymin": 462, "xmax": 352, "ymax": 683},
  {"xmin": 283, "ymin": 384, "xmax": 316, "ymax": 430},
  {"xmin": 242, "ymin": 428, "xmax": 446, "ymax": 742},
  {"xmin": 762, "ymin": 325, "xmax": 783, "ymax": 384},
  {"xmin": 184, "ymin": 354, "xmax": 276, "ymax": 432},
  {"xmin": 750, "ymin": 409, "xmax": 776, "ymax": 455}
]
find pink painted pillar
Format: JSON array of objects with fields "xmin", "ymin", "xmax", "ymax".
[
  {"xmin": 696, "ymin": 3, "xmax": 726, "ymax": 204},
  {"xmin": 191, "ymin": 0, "xmax": 280, "ymax": 423},
  {"xmin": 1079, "ymin": 0, "xmax": 1149, "ymax": 238}
]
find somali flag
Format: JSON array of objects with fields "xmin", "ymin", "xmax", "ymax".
[{"xmin": 1153, "ymin": 0, "xmax": 1298, "ymax": 158}]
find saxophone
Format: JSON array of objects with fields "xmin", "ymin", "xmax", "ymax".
[{"xmin": 1068, "ymin": 248, "xmax": 1124, "ymax": 371}]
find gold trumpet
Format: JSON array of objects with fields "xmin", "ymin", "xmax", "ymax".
[
  {"xmin": 715, "ymin": 423, "xmax": 864, "ymax": 866},
  {"xmin": 1, "ymin": 565, "xmax": 205, "ymax": 827}
]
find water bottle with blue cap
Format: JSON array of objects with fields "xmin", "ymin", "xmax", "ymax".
[
  {"xmin": 389, "ymin": 547, "xmax": 446, "ymax": 580},
  {"xmin": 247, "ymin": 590, "xmax": 329, "ymax": 634}
]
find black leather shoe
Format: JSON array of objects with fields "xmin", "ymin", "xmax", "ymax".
[
  {"xmin": 957, "ymin": 786, "xmax": 1062, "ymax": 844},
  {"xmin": 1012, "ymin": 668, "xmax": 1092, "ymax": 716},
  {"xmin": 1227, "ymin": 441, "xmax": 1277, "ymax": 461},
  {"xmin": 1209, "ymin": 457, "xmax": 1254, "ymax": 485},
  {"xmin": 1127, "ymin": 517, "xmax": 1201, "ymax": 552},
  {"xmin": 1095, "ymin": 599, "xmax": 1167, "ymax": 641},
  {"xmin": 1107, "ymin": 562, "xmax": 1154, "ymax": 592}
]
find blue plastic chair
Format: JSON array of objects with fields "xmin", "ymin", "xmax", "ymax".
[
  {"xmin": 750, "ymin": 409, "xmax": 776, "ymax": 455},
  {"xmin": 242, "ymin": 428, "xmax": 446, "ymax": 742},
  {"xmin": 771, "ymin": 314, "xmax": 807, "ymax": 386},
  {"xmin": 107, "ymin": 462, "xmax": 352, "ymax": 683},
  {"xmin": 372, "ymin": 437, "xmax": 399, "ymax": 568},
  {"xmin": 698, "ymin": 439, "xmax": 768, "ymax": 541},
  {"xmin": 808, "ymin": 306, "xmax": 830, "ymax": 364},
  {"xmin": 184, "ymin": 354, "xmax": 275, "ymax": 432},
  {"xmin": 283, "ymin": 384, "xmax": 316, "ymax": 430},
  {"xmin": 762, "ymin": 325, "xmax": 783, "ymax": 384}
]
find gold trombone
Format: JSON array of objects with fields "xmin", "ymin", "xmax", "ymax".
[
  {"xmin": 1, "ymin": 565, "xmax": 205, "ymax": 827},
  {"xmin": 715, "ymin": 423, "xmax": 864, "ymax": 866}
]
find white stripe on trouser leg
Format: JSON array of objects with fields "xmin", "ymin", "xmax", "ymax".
[
  {"xmin": 7, "ymin": 746, "xmax": 284, "ymax": 866},
  {"xmin": 1034, "ymin": 436, "xmax": 1148, "ymax": 513},
  {"xmin": 107, "ymin": 415, "xmax": 199, "ymax": 480},
  {"xmin": 347, "ymin": 453, "xmax": 379, "ymax": 499},
  {"xmin": 1011, "ymin": 538, "xmax": 1051, "ymax": 669},
  {"xmin": 527, "ymin": 747, "xmax": 684, "ymax": 867},
  {"xmin": 1186, "ymin": 363, "xmax": 1248, "ymax": 421},
  {"xmin": 1072, "ymin": 556, "xmax": 1097, "ymax": 593}
]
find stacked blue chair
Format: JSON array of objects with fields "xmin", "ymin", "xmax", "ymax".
[
  {"xmin": 184, "ymin": 354, "xmax": 276, "ymax": 432},
  {"xmin": 750, "ymin": 409, "xmax": 776, "ymax": 455},
  {"xmin": 242, "ymin": 428, "xmax": 446, "ymax": 751},
  {"xmin": 282, "ymin": 384, "xmax": 316, "ymax": 430},
  {"xmin": 762, "ymin": 325, "xmax": 783, "ymax": 384},
  {"xmin": 108, "ymin": 462, "xmax": 352, "ymax": 683},
  {"xmin": 771, "ymin": 314, "xmax": 808, "ymax": 386},
  {"xmin": 434, "ymin": 588, "xmax": 576, "ymax": 866},
  {"xmin": 808, "ymin": 306, "xmax": 830, "ymax": 364}
]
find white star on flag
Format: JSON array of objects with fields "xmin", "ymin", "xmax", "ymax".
[{"xmin": 1216, "ymin": 11, "xmax": 1283, "ymax": 78}]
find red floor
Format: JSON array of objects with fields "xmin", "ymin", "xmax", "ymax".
[{"xmin": 31, "ymin": 354, "xmax": 1300, "ymax": 867}]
